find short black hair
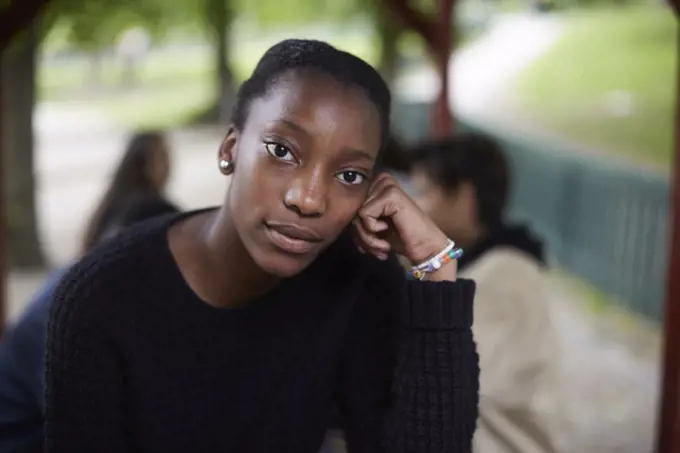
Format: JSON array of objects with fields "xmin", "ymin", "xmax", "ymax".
[
  {"xmin": 232, "ymin": 39, "xmax": 391, "ymax": 148},
  {"xmin": 410, "ymin": 132, "xmax": 510, "ymax": 230}
]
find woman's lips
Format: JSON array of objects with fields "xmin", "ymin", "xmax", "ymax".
[{"xmin": 264, "ymin": 222, "xmax": 322, "ymax": 255}]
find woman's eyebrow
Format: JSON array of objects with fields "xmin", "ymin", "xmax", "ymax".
[
  {"xmin": 275, "ymin": 119, "xmax": 309, "ymax": 136},
  {"xmin": 342, "ymin": 149, "xmax": 375, "ymax": 162}
]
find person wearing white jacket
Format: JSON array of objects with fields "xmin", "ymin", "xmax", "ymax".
[{"xmin": 407, "ymin": 132, "xmax": 567, "ymax": 453}]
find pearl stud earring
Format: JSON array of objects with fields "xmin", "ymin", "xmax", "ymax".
[{"xmin": 219, "ymin": 159, "xmax": 233, "ymax": 174}]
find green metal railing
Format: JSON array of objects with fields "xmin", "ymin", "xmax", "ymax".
[{"xmin": 392, "ymin": 102, "xmax": 670, "ymax": 322}]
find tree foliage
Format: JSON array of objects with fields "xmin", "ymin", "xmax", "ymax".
[
  {"xmin": 41, "ymin": 0, "xmax": 441, "ymax": 53},
  {"xmin": 234, "ymin": 0, "xmax": 363, "ymax": 25},
  {"xmin": 44, "ymin": 0, "xmax": 174, "ymax": 51},
  {"xmin": 235, "ymin": 0, "xmax": 437, "ymax": 26}
]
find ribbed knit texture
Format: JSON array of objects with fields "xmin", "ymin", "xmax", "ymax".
[{"xmin": 45, "ymin": 211, "xmax": 478, "ymax": 453}]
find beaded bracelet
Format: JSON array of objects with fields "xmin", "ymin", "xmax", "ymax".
[{"xmin": 407, "ymin": 240, "xmax": 464, "ymax": 280}]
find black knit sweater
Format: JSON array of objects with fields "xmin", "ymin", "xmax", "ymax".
[{"xmin": 45, "ymin": 211, "xmax": 479, "ymax": 453}]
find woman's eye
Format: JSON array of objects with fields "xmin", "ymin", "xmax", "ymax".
[
  {"xmin": 265, "ymin": 142, "xmax": 295, "ymax": 162},
  {"xmin": 336, "ymin": 171, "xmax": 365, "ymax": 185}
]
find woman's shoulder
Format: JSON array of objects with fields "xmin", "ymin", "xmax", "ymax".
[{"xmin": 55, "ymin": 213, "xmax": 181, "ymax": 307}]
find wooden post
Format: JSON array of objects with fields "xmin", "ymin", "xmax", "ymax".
[
  {"xmin": 0, "ymin": 59, "xmax": 5, "ymax": 339},
  {"xmin": 380, "ymin": 0, "xmax": 455, "ymax": 137},
  {"xmin": 431, "ymin": 0, "xmax": 454, "ymax": 137},
  {"xmin": 656, "ymin": 4, "xmax": 680, "ymax": 453}
]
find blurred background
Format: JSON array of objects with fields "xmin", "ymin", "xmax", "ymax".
[{"xmin": 0, "ymin": 0, "xmax": 677, "ymax": 451}]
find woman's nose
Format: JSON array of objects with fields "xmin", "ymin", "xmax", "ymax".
[{"xmin": 284, "ymin": 169, "xmax": 327, "ymax": 218}]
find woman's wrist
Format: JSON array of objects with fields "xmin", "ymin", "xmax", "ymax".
[
  {"xmin": 424, "ymin": 261, "xmax": 457, "ymax": 282},
  {"xmin": 407, "ymin": 235, "xmax": 459, "ymax": 282},
  {"xmin": 408, "ymin": 233, "xmax": 450, "ymax": 265}
]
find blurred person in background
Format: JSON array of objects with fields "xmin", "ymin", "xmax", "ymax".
[
  {"xmin": 0, "ymin": 134, "xmax": 180, "ymax": 453},
  {"xmin": 81, "ymin": 130, "xmax": 177, "ymax": 253},
  {"xmin": 407, "ymin": 132, "xmax": 565, "ymax": 453},
  {"xmin": 378, "ymin": 135, "xmax": 411, "ymax": 178}
]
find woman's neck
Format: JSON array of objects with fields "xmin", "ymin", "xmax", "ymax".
[
  {"xmin": 207, "ymin": 207, "xmax": 282, "ymax": 307},
  {"xmin": 172, "ymin": 208, "xmax": 280, "ymax": 308}
]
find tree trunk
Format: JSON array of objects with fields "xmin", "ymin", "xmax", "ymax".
[
  {"xmin": 1, "ymin": 23, "xmax": 46, "ymax": 269},
  {"xmin": 376, "ymin": 13, "xmax": 401, "ymax": 87},
  {"xmin": 207, "ymin": 0, "xmax": 236, "ymax": 124},
  {"xmin": 216, "ymin": 23, "xmax": 234, "ymax": 123}
]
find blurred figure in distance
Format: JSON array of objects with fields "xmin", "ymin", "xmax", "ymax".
[
  {"xmin": 82, "ymin": 130, "xmax": 176, "ymax": 253},
  {"xmin": 0, "ymin": 131, "xmax": 180, "ymax": 453},
  {"xmin": 407, "ymin": 132, "xmax": 566, "ymax": 453}
]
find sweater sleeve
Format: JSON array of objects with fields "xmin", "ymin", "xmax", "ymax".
[
  {"xmin": 44, "ymin": 267, "xmax": 129, "ymax": 452},
  {"xmin": 337, "ymin": 257, "xmax": 479, "ymax": 453}
]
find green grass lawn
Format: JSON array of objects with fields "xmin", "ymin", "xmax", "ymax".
[
  {"xmin": 38, "ymin": 33, "xmax": 377, "ymax": 130},
  {"xmin": 513, "ymin": 5, "xmax": 678, "ymax": 167}
]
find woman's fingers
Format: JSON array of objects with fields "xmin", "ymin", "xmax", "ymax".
[
  {"xmin": 359, "ymin": 184, "xmax": 400, "ymax": 231},
  {"xmin": 358, "ymin": 215, "xmax": 388, "ymax": 233},
  {"xmin": 364, "ymin": 172, "xmax": 394, "ymax": 204},
  {"xmin": 352, "ymin": 219, "xmax": 391, "ymax": 260},
  {"xmin": 352, "ymin": 172, "xmax": 405, "ymax": 260}
]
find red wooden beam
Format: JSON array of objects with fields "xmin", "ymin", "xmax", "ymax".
[
  {"xmin": 381, "ymin": 0, "xmax": 436, "ymax": 45},
  {"xmin": 381, "ymin": 0, "xmax": 455, "ymax": 137},
  {"xmin": 430, "ymin": 0, "xmax": 454, "ymax": 137},
  {"xmin": 0, "ymin": 57, "xmax": 5, "ymax": 338},
  {"xmin": 0, "ymin": 0, "xmax": 50, "ymax": 50},
  {"xmin": 669, "ymin": 0, "xmax": 678, "ymax": 15},
  {"xmin": 656, "ymin": 5, "xmax": 680, "ymax": 453}
]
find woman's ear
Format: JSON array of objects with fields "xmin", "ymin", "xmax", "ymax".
[{"xmin": 218, "ymin": 126, "xmax": 239, "ymax": 175}]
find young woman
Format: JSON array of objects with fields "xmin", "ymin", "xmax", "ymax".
[
  {"xmin": 45, "ymin": 39, "xmax": 478, "ymax": 453},
  {"xmin": 81, "ymin": 130, "xmax": 175, "ymax": 253}
]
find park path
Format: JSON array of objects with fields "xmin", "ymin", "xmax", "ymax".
[
  {"xmin": 9, "ymin": 15, "xmax": 659, "ymax": 453},
  {"xmin": 394, "ymin": 13, "xmax": 564, "ymax": 121},
  {"xmin": 548, "ymin": 277, "xmax": 659, "ymax": 453}
]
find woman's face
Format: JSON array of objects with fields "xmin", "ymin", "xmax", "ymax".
[{"xmin": 220, "ymin": 72, "xmax": 382, "ymax": 277}]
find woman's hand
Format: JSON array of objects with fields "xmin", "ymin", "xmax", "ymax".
[{"xmin": 352, "ymin": 172, "xmax": 457, "ymax": 281}]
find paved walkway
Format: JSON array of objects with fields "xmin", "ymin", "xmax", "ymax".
[{"xmin": 548, "ymin": 276, "xmax": 659, "ymax": 453}]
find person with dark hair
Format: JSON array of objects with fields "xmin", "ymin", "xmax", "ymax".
[
  {"xmin": 82, "ymin": 130, "xmax": 176, "ymax": 253},
  {"xmin": 0, "ymin": 197, "xmax": 179, "ymax": 453},
  {"xmin": 378, "ymin": 135, "xmax": 411, "ymax": 174},
  {"xmin": 45, "ymin": 39, "xmax": 479, "ymax": 453},
  {"xmin": 97, "ymin": 195, "xmax": 181, "ymax": 244},
  {"xmin": 408, "ymin": 132, "xmax": 565, "ymax": 453}
]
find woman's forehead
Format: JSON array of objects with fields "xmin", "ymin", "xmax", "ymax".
[{"xmin": 246, "ymin": 75, "xmax": 382, "ymax": 153}]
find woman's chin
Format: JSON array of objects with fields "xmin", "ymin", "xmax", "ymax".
[{"xmin": 255, "ymin": 252, "xmax": 314, "ymax": 278}]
